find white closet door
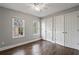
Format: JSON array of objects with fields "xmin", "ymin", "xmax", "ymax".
[
  {"xmin": 41, "ymin": 19, "xmax": 46, "ymax": 40},
  {"xmin": 46, "ymin": 17, "xmax": 53, "ymax": 42},
  {"xmin": 52, "ymin": 17, "xmax": 56, "ymax": 43},
  {"xmin": 55, "ymin": 15, "xmax": 64, "ymax": 46},
  {"xmin": 74, "ymin": 11, "xmax": 79, "ymax": 49},
  {"xmin": 64, "ymin": 12, "xmax": 78, "ymax": 48}
]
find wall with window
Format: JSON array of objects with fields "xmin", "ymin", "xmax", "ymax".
[{"xmin": 0, "ymin": 7, "xmax": 40, "ymax": 50}]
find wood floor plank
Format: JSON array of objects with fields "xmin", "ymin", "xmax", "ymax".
[{"xmin": 0, "ymin": 40, "xmax": 79, "ymax": 55}]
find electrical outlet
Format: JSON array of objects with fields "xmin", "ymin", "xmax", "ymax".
[{"xmin": 1, "ymin": 42, "xmax": 5, "ymax": 45}]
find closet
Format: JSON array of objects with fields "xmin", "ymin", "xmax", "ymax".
[
  {"xmin": 41, "ymin": 17, "xmax": 55, "ymax": 42},
  {"xmin": 55, "ymin": 15, "xmax": 64, "ymax": 46},
  {"xmin": 41, "ymin": 10, "xmax": 79, "ymax": 50},
  {"xmin": 41, "ymin": 18, "xmax": 46, "ymax": 40},
  {"xmin": 64, "ymin": 11, "xmax": 79, "ymax": 49},
  {"xmin": 45, "ymin": 17, "xmax": 53, "ymax": 42}
]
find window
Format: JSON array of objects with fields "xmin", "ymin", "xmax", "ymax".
[
  {"xmin": 12, "ymin": 17, "xmax": 25, "ymax": 38},
  {"xmin": 33, "ymin": 20, "xmax": 40, "ymax": 35}
]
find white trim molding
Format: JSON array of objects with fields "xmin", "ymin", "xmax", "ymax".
[{"xmin": 0, "ymin": 38, "xmax": 41, "ymax": 51}]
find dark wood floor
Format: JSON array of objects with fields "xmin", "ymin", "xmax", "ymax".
[{"xmin": 0, "ymin": 40, "xmax": 79, "ymax": 55}]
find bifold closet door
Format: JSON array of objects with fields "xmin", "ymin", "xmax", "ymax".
[
  {"xmin": 76, "ymin": 12, "xmax": 79, "ymax": 49},
  {"xmin": 41, "ymin": 19, "xmax": 46, "ymax": 40},
  {"xmin": 75, "ymin": 11, "xmax": 79, "ymax": 50},
  {"xmin": 64, "ymin": 12, "xmax": 78, "ymax": 48},
  {"xmin": 45, "ymin": 17, "xmax": 53, "ymax": 42},
  {"xmin": 55, "ymin": 15, "xmax": 64, "ymax": 46}
]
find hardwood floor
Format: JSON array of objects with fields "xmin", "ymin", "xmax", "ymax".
[{"xmin": 0, "ymin": 40, "xmax": 79, "ymax": 55}]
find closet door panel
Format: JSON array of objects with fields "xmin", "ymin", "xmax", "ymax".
[
  {"xmin": 65, "ymin": 12, "xmax": 77, "ymax": 48},
  {"xmin": 52, "ymin": 17, "xmax": 56, "ymax": 43},
  {"xmin": 55, "ymin": 15, "xmax": 64, "ymax": 45},
  {"xmin": 41, "ymin": 19, "xmax": 46, "ymax": 40},
  {"xmin": 46, "ymin": 17, "xmax": 53, "ymax": 42},
  {"xmin": 75, "ymin": 11, "xmax": 79, "ymax": 49}
]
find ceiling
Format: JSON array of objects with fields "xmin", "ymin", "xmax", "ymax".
[{"xmin": 0, "ymin": 3, "xmax": 79, "ymax": 17}]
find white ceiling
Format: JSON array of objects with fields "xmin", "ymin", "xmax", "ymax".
[{"xmin": 0, "ymin": 3, "xmax": 79, "ymax": 17}]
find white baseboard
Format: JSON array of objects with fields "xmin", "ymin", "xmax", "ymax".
[
  {"xmin": 0, "ymin": 38, "xmax": 41, "ymax": 51},
  {"xmin": 43, "ymin": 39, "xmax": 79, "ymax": 50},
  {"xmin": 64, "ymin": 45, "xmax": 79, "ymax": 50},
  {"xmin": 43, "ymin": 39, "xmax": 55, "ymax": 43}
]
